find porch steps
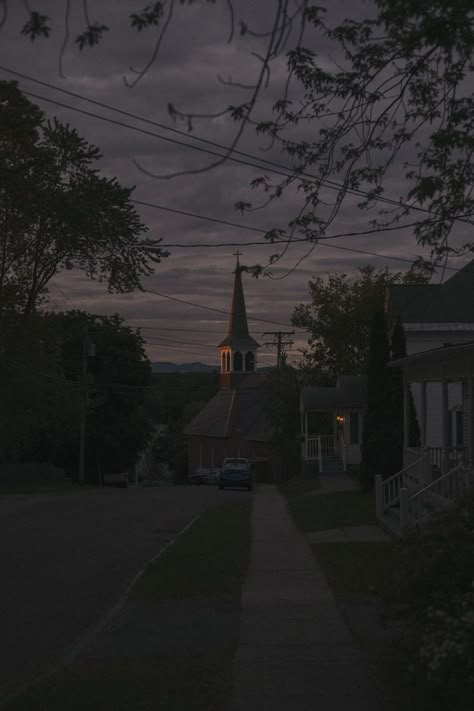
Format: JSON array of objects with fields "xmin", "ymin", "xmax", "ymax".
[
  {"xmin": 378, "ymin": 506, "xmax": 402, "ymax": 540},
  {"xmin": 321, "ymin": 455, "xmax": 344, "ymax": 473}
]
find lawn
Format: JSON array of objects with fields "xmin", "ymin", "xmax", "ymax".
[
  {"xmin": 4, "ymin": 655, "xmax": 233, "ymax": 711},
  {"xmin": 312, "ymin": 541, "xmax": 400, "ymax": 601},
  {"xmin": 5, "ymin": 500, "xmax": 252, "ymax": 711},
  {"xmin": 287, "ymin": 489, "xmax": 376, "ymax": 531},
  {"xmin": 277, "ymin": 475, "xmax": 321, "ymax": 498}
]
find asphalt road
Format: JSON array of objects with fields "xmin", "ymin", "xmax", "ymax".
[{"xmin": 0, "ymin": 484, "xmax": 226, "ymax": 703}]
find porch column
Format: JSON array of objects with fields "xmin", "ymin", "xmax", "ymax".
[
  {"xmin": 300, "ymin": 409, "xmax": 305, "ymax": 460},
  {"xmin": 420, "ymin": 380, "xmax": 427, "ymax": 448},
  {"xmin": 468, "ymin": 367, "xmax": 474, "ymax": 469},
  {"xmin": 441, "ymin": 376, "xmax": 449, "ymax": 474},
  {"xmin": 403, "ymin": 372, "xmax": 410, "ymax": 454},
  {"xmin": 304, "ymin": 412, "xmax": 309, "ymax": 460}
]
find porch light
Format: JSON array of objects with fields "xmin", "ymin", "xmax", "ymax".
[{"xmin": 336, "ymin": 415, "xmax": 345, "ymax": 424}]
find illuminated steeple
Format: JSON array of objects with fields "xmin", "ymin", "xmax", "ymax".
[{"xmin": 218, "ymin": 253, "xmax": 259, "ymax": 386}]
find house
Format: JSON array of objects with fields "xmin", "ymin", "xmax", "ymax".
[
  {"xmin": 184, "ymin": 257, "xmax": 286, "ymax": 482},
  {"xmin": 300, "ymin": 375, "xmax": 367, "ymax": 474},
  {"xmin": 386, "ymin": 260, "xmax": 474, "ymax": 451},
  {"xmin": 376, "ymin": 341, "xmax": 474, "ymax": 536}
]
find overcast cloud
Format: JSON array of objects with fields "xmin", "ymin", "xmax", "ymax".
[{"xmin": 0, "ymin": 0, "xmax": 470, "ymax": 365}]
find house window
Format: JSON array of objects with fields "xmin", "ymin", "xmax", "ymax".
[
  {"xmin": 234, "ymin": 351, "xmax": 243, "ymax": 371},
  {"xmin": 245, "ymin": 351, "xmax": 255, "ymax": 371},
  {"xmin": 350, "ymin": 412, "xmax": 359, "ymax": 445}
]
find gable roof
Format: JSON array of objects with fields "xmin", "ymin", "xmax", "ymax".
[
  {"xmin": 387, "ymin": 260, "xmax": 474, "ymax": 323},
  {"xmin": 301, "ymin": 375, "xmax": 368, "ymax": 412},
  {"xmin": 184, "ymin": 373, "xmax": 271, "ymax": 441}
]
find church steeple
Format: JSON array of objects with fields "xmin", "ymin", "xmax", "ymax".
[{"xmin": 218, "ymin": 254, "xmax": 259, "ymax": 387}]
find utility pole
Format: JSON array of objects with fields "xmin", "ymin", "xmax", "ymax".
[
  {"xmin": 262, "ymin": 331, "xmax": 295, "ymax": 369},
  {"xmin": 78, "ymin": 325, "xmax": 95, "ymax": 486}
]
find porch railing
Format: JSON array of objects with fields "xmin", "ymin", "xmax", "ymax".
[
  {"xmin": 375, "ymin": 450, "xmax": 428, "ymax": 518},
  {"xmin": 427, "ymin": 446, "xmax": 468, "ymax": 475},
  {"xmin": 304, "ymin": 434, "xmax": 335, "ymax": 472},
  {"xmin": 405, "ymin": 463, "xmax": 473, "ymax": 529}
]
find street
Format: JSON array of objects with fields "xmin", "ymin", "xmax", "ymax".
[{"xmin": 0, "ymin": 484, "xmax": 225, "ymax": 702}]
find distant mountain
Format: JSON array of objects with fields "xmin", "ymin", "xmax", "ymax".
[{"xmin": 151, "ymin": 361, "xmax": 218, "ymax": 374}]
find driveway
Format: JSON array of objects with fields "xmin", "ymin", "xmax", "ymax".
[{"xmin": 0, "ymin": 484, "xmax": 224, "ymax": 702}]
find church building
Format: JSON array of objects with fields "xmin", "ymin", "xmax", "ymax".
[{"xmin": 184, "ymin": 256, "xmax": 283, "ymax": 481}]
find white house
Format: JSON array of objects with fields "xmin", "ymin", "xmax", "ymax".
[
  {"xmin": 300, "ymin": 375, "xmax": 367, "ymax": 474},
  {"xmin": 377, "ymin": 341, "xmax": 474, "ymax": 536},
  {"xmin": 386, "ymin": 260, "xmax": 474, "ymax": 451}
]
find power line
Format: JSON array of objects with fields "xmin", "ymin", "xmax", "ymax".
[
  {"xmin": 143, "ymin": 287, "xmax": 297, "ymax": 328},
  {"xmin": 132, "ymin": 197, "xmax": 432, "ymax": 247},
  {"xmin": 2, "ymin": 65, "xmax": 471, "ymax": 226}
]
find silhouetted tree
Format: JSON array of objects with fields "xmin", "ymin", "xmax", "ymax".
[
  {"xmin": 0, "ymin": 81, "xmax": 165, "ymax": 319},
  {"xmin": 360, "ymin": 310, "xmax": 393, "ymax": 489}
]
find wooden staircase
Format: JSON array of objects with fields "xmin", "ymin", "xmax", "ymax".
[{"xmin": 376, "ymin": 452, "xmax": 474, "ymax": 538}]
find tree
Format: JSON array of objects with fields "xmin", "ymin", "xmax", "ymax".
[
  {"xmin": 51, "ymin": 310, "xmax": 154, "ymax": 480},
  {"xmin": 390, "ymin": 317, "xmax": 421, "ymax": 449},
  {"xmin": 3, "ymin": 2, "xmax": 473, "ymax": 268},
  {"xmin": 0, "ymin": 81, "xmax": 166, "ymax": 319},
  {"xmin": 360, "ymin": 309, "xmax": 393, "ymax": 488},
  {"xmin": 264, "ymin": 363, "xmax": 300, "ymax": 478},
  {"xmin": 292, "ymin": 264, "xmax": 427, "ymax": 383}
]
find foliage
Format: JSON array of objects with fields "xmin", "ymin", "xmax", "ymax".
[
  {"xmin": 360, "ymin": 310, "xmax": 394, "ymax": 488},
  {"xmin": 253, "ymin": 0, "xmax": 474, "ymax": 268},
  {"xmin": 0, "ymin": 313, "xmax": 77, "ymax": 466},
  {"xmin": 264, "ymin": 364, "xmax": 300, "ymax": 476},
  {"xmin": 292, "ymin": 265, "xmax": 426, "ymax": 382},
  {"xmin": 390, "ymin": 318, "xmax": 421, "ymax": 449},
  {"xmin": 384, "ymin": 491, "xmax": 474, "ymax": 710},
  {"xmin": 51, "ymin": 310, "xmax": 154, "ymax": 479},
  {"xmin": 145, "ymin": 373, "xmax": 218, "ymax": 478},
  {"xmin": 3, "ymin": 2, "xmax": 474, "ymax": 265},
  {"xmin": 0, "ymin": 309, "xmax": 154, "ymax": 482},
  {"xmin": 0, "ymin": 81, "xmax": 165, "ymax": 317}
]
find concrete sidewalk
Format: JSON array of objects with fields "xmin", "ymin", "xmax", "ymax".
[{"xmin": 230, "ymin": 486, "xmax": 394, "ymax": 711}]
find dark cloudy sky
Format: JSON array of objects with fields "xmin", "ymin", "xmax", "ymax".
[{"xmin": 0, "ymin": 1, "xmax": 470, "ymax": 365}]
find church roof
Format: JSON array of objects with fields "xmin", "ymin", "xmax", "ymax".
[
  {"xmin": 184, "ymin": 373, "xmax": 271, "ymax": 441},
  {"xmin": 387, "ymin": 260, "xmax": 474, "ymax": 323},
  {"xmin": 218, "ymin": 259, "xmax": 259, "ymax": 350}
]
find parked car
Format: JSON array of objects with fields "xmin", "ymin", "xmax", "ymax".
[
  {"xmin": 222, "ymin": 457, "xmax": 250, "ymax": 471},
  {"xmin": 189, "ymin": 467, "xmax": 221, "ymax": 485},
  {"xmin": 189, "ymin": 467, "xmax": 211, "ymax": 485},
  {"xmin": 219, "ymin": 459, "xmax": 252, "ymax": 491}
]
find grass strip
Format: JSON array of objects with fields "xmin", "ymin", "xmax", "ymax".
[
  {"xmin": 132, "ymin": 499, "xmax": 252, "ymax": 601},
  {"xmin": 277, "ymin": 475, "xmax": 320, "ymax": 498},
  {"xmin": 4, "ymin": 654, "xmax": 233, "ymax": 711},
  {"xmin": 287, "ymin": 489, "xmax": 375, "ymax": 531},
  {"xmin": 5, "ymin": 500, "xmax": 252, "ymax": 711}
]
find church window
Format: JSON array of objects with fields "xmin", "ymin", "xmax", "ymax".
[
  {"xmin": 245, "ymin": 351, "xmax": 255, "ymax": 371},
  {"xmin": 234, "ymin": 351, "xmax": 243, "ymax": 372},
  {"xmin": 221, "ymin": 351, "xmax": 226, "ymax": 372},
  {"xmin": 226, "ymin": 351, "xmax": 231, "ymax": 372}
]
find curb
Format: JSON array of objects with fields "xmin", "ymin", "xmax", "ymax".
[{"xmin": 0, "ymin": 513, "xmax": 201, "ymax": 709}]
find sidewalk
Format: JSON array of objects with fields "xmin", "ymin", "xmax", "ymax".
[{"xmin": 230, "ymin": 485, "xmax": 394, "ymax": 711}]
